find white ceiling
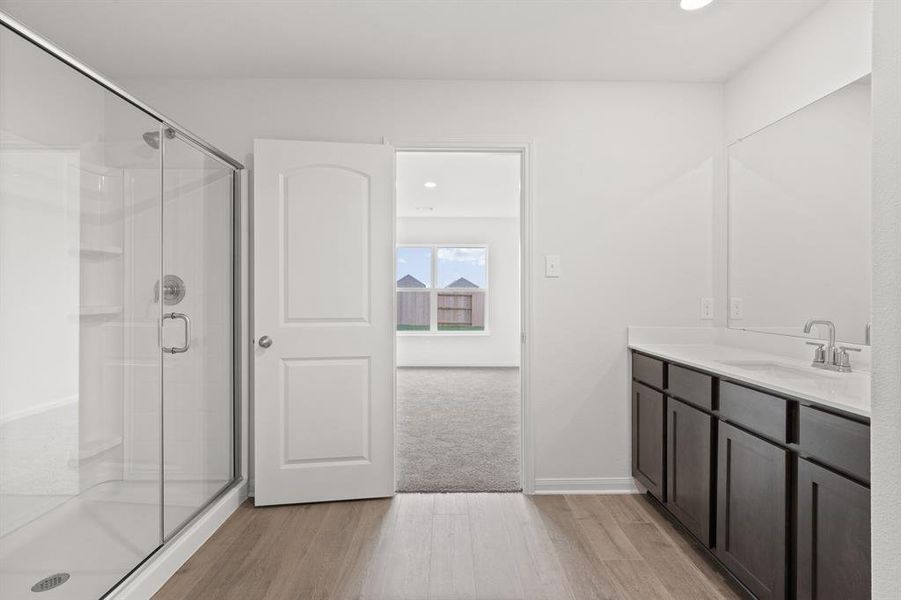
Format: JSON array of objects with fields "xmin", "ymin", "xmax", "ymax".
[
  {"xmin": 397, "ymin": 152, "xmax": 521, "ymax": 219},
  {"xmin": 0, "ymin": 0, "xmax": 824, "ymax": 82}
]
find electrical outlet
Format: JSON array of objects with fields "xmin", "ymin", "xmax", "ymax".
[
  {"xmin": 700, "ymin": 297, "xmax": 714, "ymax": 320},
  {"xmin": 545, "ymin": 255, "xmax": 560, "ymax": 277},
  {"xmin": 730, "ymin": 297, "xmax": 744, "ymax": 320}
]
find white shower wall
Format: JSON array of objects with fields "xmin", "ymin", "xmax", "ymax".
[{"xmin": 0, "ymin": 147, "xmax": 81, "ymax": 535}]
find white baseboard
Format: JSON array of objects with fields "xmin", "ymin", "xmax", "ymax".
[
  {"xmin": 532, "ymin": 477, "xmax": 639, "ymax": 495},
  {"xmin": 397, "ymin": 362, "xmax": 520, "ymax": 368},
  {"xmin": 107, "ymin": 480, "xmax": 248, "ymax": 599}
]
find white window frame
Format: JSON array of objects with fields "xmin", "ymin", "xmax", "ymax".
[{"xmin": 396, "ymin": 243, "xmax": 489, "ymax": 336}]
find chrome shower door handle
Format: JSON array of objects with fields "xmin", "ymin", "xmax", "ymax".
[{"xmin": 163, "ymin": 312, "xmax": 191, "ymax": 354}]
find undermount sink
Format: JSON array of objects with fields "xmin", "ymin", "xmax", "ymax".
[{"xmin": 717, "ymin": 360, "xmax": 835, "ymax": 380}]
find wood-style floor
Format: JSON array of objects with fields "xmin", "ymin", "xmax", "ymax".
[{"xmin": 153, "ymin": 493, "xmax": 744, "ymax": 600}]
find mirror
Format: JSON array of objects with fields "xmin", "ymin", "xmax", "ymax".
[{"xmin": 728, "ymin": 76, "xmax": 871, "ymax": 345}]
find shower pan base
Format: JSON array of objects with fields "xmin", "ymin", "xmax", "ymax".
[{"xmin": 0, "ymin": 480, "xmax": 226, "ymax": 600}]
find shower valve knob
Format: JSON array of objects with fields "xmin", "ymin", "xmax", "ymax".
[{"xmin": 258, "ymin": 336, "xmax": 272, "ymax": 348}]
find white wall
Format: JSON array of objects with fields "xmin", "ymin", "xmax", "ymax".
[
  {"xmin": 871, "ymin": 1, "xmax": 901, "ymax": 597},
  {"xmin": 120, "ymin": 78, "xmax": 721, "ymax": 487},
  {"xmin": 397, "ymin": 217, "xmax": 520, "ymax": 367},
  {"xmin": 716, "ymin": 0, "xmax": 873, "ymax": 332},
  {"xmin": 724, "ymin": 0, "xmax": 872, "ymax": 144}
]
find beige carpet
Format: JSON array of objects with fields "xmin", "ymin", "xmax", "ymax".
[{"xmin": 396, "ymin": 367, "xmax": 521, "ymax": 492}]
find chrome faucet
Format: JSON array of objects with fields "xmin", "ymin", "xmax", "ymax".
[
  {"xmin": 803, "ymin": 319, "xmax": 860, "ymax": 372},
  {"xmin": 804, "ymin": 319, "xmax": 836, "ymax": 368}
]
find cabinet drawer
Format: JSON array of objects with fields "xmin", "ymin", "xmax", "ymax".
[
  {"xmin": 799, "ymin": 405, "xmax": 870, "ymax": 483},
  {"xmin": 719, "ymin": 381, "xmax": 787, "ymax": 443},
  {"xmin": 632, "ymin": 353, "xmax": 664, "ymax": 389},
  {"xmin": 668, "ymin": 365, "xmax": 713, "ymax": 410}
]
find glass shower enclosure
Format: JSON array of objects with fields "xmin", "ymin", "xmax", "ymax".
[{"xmin": 0, "ymin": 12, "xmax": 241, "ymax": 600}]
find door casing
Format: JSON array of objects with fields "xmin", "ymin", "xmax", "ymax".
[{"xmin": 390, "ymin": 138, "xmax": 534, "ymax": 494}]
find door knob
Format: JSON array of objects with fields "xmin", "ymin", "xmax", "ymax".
[{"xmin": 258, "ymin": 335, "xmax": 272, "ymax": 348}]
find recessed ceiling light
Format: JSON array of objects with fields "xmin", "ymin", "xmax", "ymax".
[
  {"xmin": 680, "ymin": 0, "xmax": 714, "ymax": 10},
  {"xmin": 424, "ymin": 181, "xmax": 437, "ymax": 189}
]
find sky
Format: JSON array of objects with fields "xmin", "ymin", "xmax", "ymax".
[
  {"xmin": 396, "ymin": 246, "xmax": 486, "ymax": 288},
  {"xmin": 396, "ymin": 247, "xmax": 432, "ymax": 286}
]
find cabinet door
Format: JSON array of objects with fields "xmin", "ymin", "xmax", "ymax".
[
  {"xmin": 666, "ymin": 398, "xmax": 712, "ymax": 545},
  {"xmin": 715, "ymin": 422, "xmax": 787, "ymax": 600},
  {"xmin": 632, "ymin": 382, "xmax": 665, "ymax": 500},
  {"xmin": 797, "ymin": 459, "xmax": 870, "ymax": 600}
]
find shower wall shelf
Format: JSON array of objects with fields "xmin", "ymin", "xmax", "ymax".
[
  {"xmin": 78, "ymin": 305, "xmax": 123, "ymax": 317},
  {"xmin": 79, "ymin": 245, "xmax": 124, "ymax": 258},
  {"xmin": 70, "ymin": 436, "xmax": 124, "ymax": 465}
]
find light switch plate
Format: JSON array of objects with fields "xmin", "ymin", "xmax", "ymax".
[
  {"xmin": 730, "ymin": 297, "xmax": 744, "ymax": 320},
  {"xmin": 545, "ymin": 255, "xmax": 561, "ymax": 277},
  {"xmin": 700, "ymin": 297, "xmax": 714, "ymax": 320}
]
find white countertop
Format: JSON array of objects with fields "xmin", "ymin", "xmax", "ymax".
[{"xmin": 628, "ymin": 341, "xmax": 871, "ymax": 418}]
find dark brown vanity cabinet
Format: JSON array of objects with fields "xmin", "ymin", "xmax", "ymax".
[
  {"xmin": 796, "ymin": 459, "xmax": 871, "ymax": 600},
  {"xmin": 632, "ymin": 381, "xmax": 665, "ymax": 500},
  {"xmin": 629, "ymin": 350, "xmax": 871, "ymax": 600},
  {"xmin": 715, "ymin": 422, "xmax": 787, "ymax": 600},
  {"xmin": 666, "ymin": 398, "xmax": 713, "ymax": 545}
]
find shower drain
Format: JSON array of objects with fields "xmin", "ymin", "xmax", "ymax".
[{"xmin": 30, "ymin": 573, "xmax": 70, "ymax": 593}]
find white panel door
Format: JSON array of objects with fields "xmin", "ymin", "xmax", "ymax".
[{"xmin": 253, "ymin": 139, "xmax": 395, "ymax": 506}]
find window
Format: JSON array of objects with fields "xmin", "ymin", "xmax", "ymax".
[
  {"xmin": 396, "ymin": 245, "xmax": 487, "ymax": 333},
  {"xmin": 396, "ymin": 247, "xmax": 432, "ymax": 331}
]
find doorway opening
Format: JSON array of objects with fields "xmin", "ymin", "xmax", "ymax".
[{"xmin": 394, "ymin": 150, "xmax": 523, "ymax": 492}]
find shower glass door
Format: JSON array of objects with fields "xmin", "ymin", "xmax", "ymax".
[
  {"xmin": 160, "ymin": 133, "xmax": 235, "ymax": 539},
  {"xmin": 0, "ymin": 24, "xmax": 163, "ymax": 599}
]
